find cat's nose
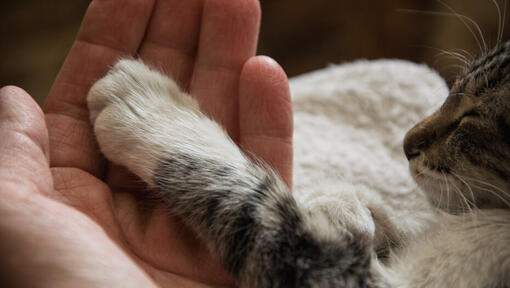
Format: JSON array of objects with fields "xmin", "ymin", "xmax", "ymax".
[
  {"xmin": 403, "ymin": 113, "xmax": 441, "ymax": 161},
  {"xmin": 403, "ymin": 125, "xmax": 429, "ymax": 161},
  {"xmin": 403, "ymin": 137, "xmax": 421, "ymax": 161}
]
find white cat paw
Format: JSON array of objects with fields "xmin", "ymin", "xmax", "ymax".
[
  {"xmin": 87, "ymin": 59, "xmax": 200, "ymax": 126},
  {"xmin": 87, "ymin": 59, "xmax": 203, "ymax": 183},
  {"xmin": 308, "ymin": 193, "xmax": 376, "ymax": 242},
  {"xmin": 87, "ymin": 59, "xmax": 240, "ymax": 185}
]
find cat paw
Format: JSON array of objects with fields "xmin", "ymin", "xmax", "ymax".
[
  {"xmin": 86, "ymin": 59, "xmax": 204, "ymax": 183},
  {"xmin": 87, "ymin": 59, "xmax": 240, "ymax": 186},
  {"xmin": 307, "ymin": 193, "xmax": 375, "ymax": 242},
  {"xmin": 87, "ymin": 59, "xmax": 200, "ymax": 126}
]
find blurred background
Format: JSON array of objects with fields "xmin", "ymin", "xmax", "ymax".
[{"xmin": 1, "ymin": 0, "xmax": 510, "ymax": 104}]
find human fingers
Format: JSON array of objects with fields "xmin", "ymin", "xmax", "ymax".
[
  {"xmin": 238, "ymin": 56, "xmax": 293, "ymax": 188},
  {"xmin": 138, "ymin": 0, "xmax": 203, "ymax": 89},
  {"xmin": 44, "ymin": 0, "xmax": 154, "ymax": 178},
  {"xmin": 190, "ymin": 0, "xmax": 261, "ymax": 139},
  {"xmin": 0, "ymin": 86, "xmax": 52, "ymax": 196}
]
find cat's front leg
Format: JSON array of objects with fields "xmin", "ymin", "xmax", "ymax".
[{"xmin": 88, "ymin": 59, "xmax": 373, "ymax": 288}]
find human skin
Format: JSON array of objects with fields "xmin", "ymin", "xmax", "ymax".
[{"xmin": 0, "ymin": 0, "xmax": 293, "ymax": 287}]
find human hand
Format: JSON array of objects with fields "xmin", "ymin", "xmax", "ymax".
[
  {"xmin": 39, "ymin": 0, "xmax": 292, "ymax": 287},
  {"xmin": 0, "ymin": 86, "xmax": 157, "ymax": 287}
]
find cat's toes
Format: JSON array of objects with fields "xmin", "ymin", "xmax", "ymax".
[
  {"xmin": 87, "ymin": 58, "xmax": 200, "ymax": 127},
  {"xmin": 87, "ymin": 59, "xmax": 136, "ymax": 126},
  {"xmin": 308, "ymin": 193, "xmax": 376, "ymax": 242}
]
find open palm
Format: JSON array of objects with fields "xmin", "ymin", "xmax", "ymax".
[{"xmin": 38, "ymin": 0, "xmax": 293, "ymax": 287}]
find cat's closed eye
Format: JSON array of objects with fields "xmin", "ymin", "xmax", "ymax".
[
  {"xmin": 458, "ymin": 110, "xmax": 481, "ymax": 125},
  {"xmin": 460, "ymin": 110, "xmax": 480, "ymax": 119}
]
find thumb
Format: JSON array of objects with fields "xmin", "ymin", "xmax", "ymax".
[{"xmin": 0, "ymin": 86, "xmax": 53, "ymax": 197}]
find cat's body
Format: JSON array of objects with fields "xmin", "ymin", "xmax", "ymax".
[
  {"xmin": 377, "ymin": 209, "xmax": 510, "ymax": 287},
  {"xmin": 379, "ymin": 40, "xmax": 510, "ymax": 287},
  {"xmin": 87, "ymin": 41, "xmax": 510, "ymax": 287},
  {"xmin": 381, "ymin": 40, "xmax": 510, "ymax": 287}
]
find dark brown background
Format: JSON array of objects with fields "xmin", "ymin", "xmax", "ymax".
[{"xmin": 2, "ymin": 0, "xmax": 510, "ymax": 104}]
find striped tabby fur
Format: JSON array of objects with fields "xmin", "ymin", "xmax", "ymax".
[{"xmin": 404, "ymin": 40, "xmax": 510, "ymax": 211}]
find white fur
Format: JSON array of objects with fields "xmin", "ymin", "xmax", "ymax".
[
  {"xmin": 376, "ymin": 210, "xmax": 510, "ymax": 288},
  {"xmin": 88, "ymin": 59, "xmax": 248, "ymax": 185},
  {"xmin": 307, "ymin": 182, "xmax": 376, "ymax": 241},
  {"xmin": 291, "ymin": 61, "xmax": 510, "ymax": 287}
]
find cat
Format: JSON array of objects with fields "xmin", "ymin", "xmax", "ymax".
[
  {"xmin": 87, "ymin": 40, "xmax": 510, "ymax": 287},
  {"xmin": 382, "ymin": 40, "xmax": 510, "ymax": 287}
]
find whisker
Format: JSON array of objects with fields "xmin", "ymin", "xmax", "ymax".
[
  {"xmin": 413, "ymin": 163, "xmax": 430, "ymax": 178},
  {"xmin": 503, "ymin": 0, "xmax": 508, "ymax": 42},
  {"xmin": 445, "ymin": 175, "xmax": 452, "ymax": 212},
  {"xmin": 426, "ymin": 46, "xmax": 472, "ymax": 65},
  {"xmin": 416, "ymin": 1, "xmax": 492, "ymax": 54},
  {"xmin": 444, "ymin": 50, "xmax": 470, "ymax": 62},
  {"xmin": 436, "ymin": 0, "xmax": 487, "ymax": 53},
  {"xmin": 397, "ymin": 8, "xmax": 485, "ymax": 54},
  {"xmin": 491, "ymin": 0, "xmax": 503, "ymax": 43},
  {"xmin": 450, "ymin": 178, "xmax": 480, "ymax": 227},
  {"xmin": 457, "ymin": 175, "xmax": 510, "ymax": 208},
  {"xmin": 439, "ymin": 172, "xmax": 447, "ymax": 207},
  {"xmin": 449, "ymin": 172, "xmax": 471, "ymax": 212},
  {"xmin": 447, "ymin": 64, "xmax": 470, "ymax": 71},
  {"xmin": 438, "ymin": 173, "xmax": 445, "ymax": 211},
  {"xmin": 420, "ymin": 154, "xmax": 448, "ymax": 211},
  {"xmin": 451, "ymin": 172, "xmax": 478, "ymax": 208},
  {"xmin": 458, "ymin": 175, "xmax": 510, "ymax": 200},
  {"xmin": 450, "ymin": 48, "xmax": 474, "ymax": 61},
  {"xmin": 471, "ymin": 185, "xmax": 510, "ymax": 209},
  {"xmin": 454, "ymin": 178, "xmax": 475, "ymax": 214},
  {"xmin": 409, "ymin": 44, "xmax": 470, "ymax": 63}
]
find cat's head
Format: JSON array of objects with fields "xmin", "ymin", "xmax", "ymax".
[{"xmin": 404, "ymin": 41, "xmax": 510, "ymax": 212}]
